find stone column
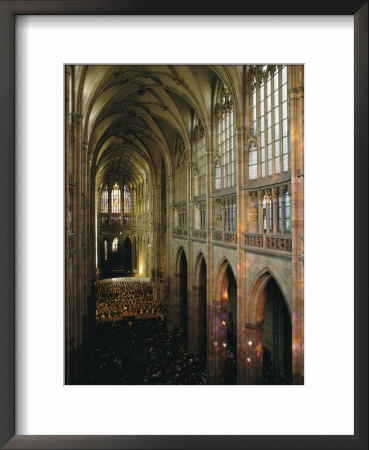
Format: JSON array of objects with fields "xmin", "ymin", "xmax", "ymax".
[
  {"xmin": 120, "ymin": 184, "xmax": 124, "ymax": 225},
  {"xmin": 166, "ymin": 173, "xmax": 176, "ymax": 331},
  {"xmin": 188, "ymin": 286, "xmax": 201, "ymax": 353},
  {"xmin": 170, "ymin": 272, "xmax": 181, "ymax": 329},
  {"xmin": 208, "ymin": 300, "xmax": 228, "ymax": 384},
  {"xmin": 258, "ymin": 190, "xmax": 264, "ymax": 233},
  {"xmin": 265, "ymin": 190, "xmax": 271, "ymax": 234},
  {"xmin": 71, "ymin": 111, "xmax": 84, "ymax": 383},
  {"xmin": 152, "ymin": 185, "xmax": 161, "ymax": 303},
  {"xmin": 65, "ymin": 65, "xmax": 72, "ymax": 384},
  {"xmin": 272, "ymin": 187, "xmax": 279, "ymax": 234},
  {"xmin": 241, "ymin": 322, "xmax": 264, "ymax": 384},
  {"xmin": 289, "ymin": 65, "xmax": 304, "ymax": 384},
  {"xmin": 205, "ymin": 146, "xmax": 214, "ymax": 381},
  {"xmin": 280, "ymin": 185, "xmax": 286, "ymax": 235},
  {"xmin": 108, "ymin": 183, "xmax": 112, "ymax": 226}
]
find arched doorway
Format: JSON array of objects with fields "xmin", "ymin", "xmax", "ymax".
[
  {"xmin": 122, "ymin": 237, "xmax": 132, "ymax": 275},
  {"xmin": 132, "ymin": 237, "xmax": 137, "ymax": 272},
  {"xmin": 262, "ymin": 278, "xmax": 292, "ymax": 384},
  {"xmin": 176, "ymin": 248, "xmax": 188, "ymax": 348},
  {"xmin": 246, "ymin": 269, "xmax": 292, "ymax": 385},
  {"xmin": 210, "ymin": 259, "xmax": 237, "ymax": 384},
  {"xmin": 223, "ymin": 266, "xmax": 237, "ymax": 384},
  {"xmin": 192, "ymin": 254, "xmax": 207, "ymax": 357},
  {"xmin": 111, "ymin": 236, "xmax": 120, "ymax": 272}
]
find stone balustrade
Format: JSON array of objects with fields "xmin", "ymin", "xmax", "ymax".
[
  {"xmin": 211, "ymin": 231, "xmax": 237, "ymax": 244},
  {"xmin": 173, "ymin": 228, "xmax": 188, "ymax": 237},
  {"xmin": 243, "ymin": 232, "xmax": 291, "ymax": 252},
  {"xmin": 244, "ymin": 232, "xmax": 263, "ymax": 248},
  {"xmin": 223, "ymin": 232, "xmax": 237, "ymax": 244},
  {"xmin": 212, "ymin": 231, "xmax": 223, "ymax": 242},
  {"xmin": 192, "ymin": 229, "xmax": 207, "ymax": 240},
  {"xmin": 265, "ymin": 235, "xmax": 292, "ymax": 251}
]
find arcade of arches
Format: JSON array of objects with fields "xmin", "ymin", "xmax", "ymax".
[{"xmin": 65, "ymin": 65, "xmax": 304, "ymax": 385}]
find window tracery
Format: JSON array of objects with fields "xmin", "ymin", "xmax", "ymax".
[
  {"xmin": 193, "ymin": 115, "xmax": 206, "ymax": 197},
  {"xmin": 249, "ymin": 65, "xmax": 289, "ymax": 180},
  {"xmin": 111, "ymin": 183, "xmax": 121, "ymax": 213},
  {"xmin": 112, "ymin": 237, "xmax": 119, "ymax": 252},
  {"xmin": 123, "ymin": 184, "xmax": 132, "ymax": 213},
  {"xmin": 215, "ymin": 83, "xmax": 235, "ymax": 190},
  {"xmin": 100, "ymin": 185, "xmax": 109, "ymax": 213}
]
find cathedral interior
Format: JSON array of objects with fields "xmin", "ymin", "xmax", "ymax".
[{"xmin": 65, "ymin": 64, "xmax": 304, "ymax": 385}]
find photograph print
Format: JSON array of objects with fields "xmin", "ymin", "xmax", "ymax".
[{"xmin": 65, "ymin": 64, "xmax": 304, "ymax": 385}]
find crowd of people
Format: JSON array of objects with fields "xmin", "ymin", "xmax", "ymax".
[
  {"xmin": 95, "ymin": 279, "xmax": 161, "ymax": 322},
  {"xmin": 84, "ymin": 318, "xmax": 207, "ymax": 385},
  {"xmin": 82, "ymin": 278, "xmax": 240, "ymax": 385}
]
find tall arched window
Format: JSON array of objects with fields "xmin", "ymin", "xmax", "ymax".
[
  {"xmin": 269, "ymin": 194, "xmax": 273, "ymax": 231},
  {"xmin": 248, "ymin": 141, "xmax": 258, "ymax": 180},
  {"xmin": 262, "ymin": 195, "xmax": 267, "ymax": 233},
  {"xmin": 249, "ymin": 65, "xmax": 289, "ymax": 179},
  {"xmin": 215, "ymin": 160, "xmax": 221, "ymax": 190},
  {"xmin": 112, "ymin": 237, "xmax": 119, "ymax": 252},
  {"xmin": 111, "ymin": 183, "xmax": 121, "ymax": 213},
  {"xmin": 103, "ymin": 240, "xmax": 108, "ymax": 261},
  {"xmin": 123, "ymin": 184, "xmax": 132, "ymax": 213},
  {"xmin": 215, "ymin": 83, "xmax": 235, "ymax": 190},
  {"xmin": 100, "ymin": 185, "xmax": 109, "ymax": 213},
  {"xmin": 193, "ymin": 114, "xmax": 206, "ymax": 197},
  {"xmin": 285, "ymin": 190, "xmax": 291, "ymax": 233}
]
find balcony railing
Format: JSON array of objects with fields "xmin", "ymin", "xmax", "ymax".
[
  {"xmin": 211, "ymin": 231, "xmax": 237, "ymax": 244},
  {"xmin": 243, "ymin": 232, "xmax": 292, "ymax": 252},
  {"xmin": 191, "ymin": 229, "xmax": 207, "ymax": 240},
  {"xmin": 173, "ymin": 228, "xmax": 188, "ymax": 237}
]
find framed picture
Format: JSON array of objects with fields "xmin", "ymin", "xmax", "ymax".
[{"xmin": 0, "ymin": 1, "xmax": 367, "ymax": 449}]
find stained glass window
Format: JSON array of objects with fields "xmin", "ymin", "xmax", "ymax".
[
  {"xmin": 123, "ymin": 184, "xmax": 132, "ymax": 213},
  {"xmin": 100, "ymin": 185, "xmax": 109, "ymax": 213},
  {"xmin": 111, "ymin": 183, "xmax": 121, "ymax": 213},
  {"xmin": 112, "ymin": 237, "xmax": 119, "ymax": 252},
  {"xmin": 104, "ymin": 240, "xmax": 108, "ymax": 260}
]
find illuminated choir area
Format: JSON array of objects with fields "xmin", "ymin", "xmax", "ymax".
[{"xmin": 65, "ymin": 65, "xmax": 304, "ymax": 385}]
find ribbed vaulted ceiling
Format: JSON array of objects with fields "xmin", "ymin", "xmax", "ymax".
[{"xmin": 74, "ymin": 65, "xmax": 242, "ymax": 188}]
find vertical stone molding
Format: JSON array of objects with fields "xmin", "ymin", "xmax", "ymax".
[
  {"xmin": 258, "ymin": 190, "xmax": 264, "ymax": 234},
  {"xmin": 272, "ymin": 187, "xmax": 279, "ymax": 234},
  {"xmin": 208, "ymin": 300, "xmax": 228, "ymax": 384},
  {"xmin": 241, "ymin": 322, "xmax": 264, "ymax": 384}
]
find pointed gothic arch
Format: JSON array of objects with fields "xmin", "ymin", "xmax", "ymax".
[
  {"xmin": 122, "ymin": 236, "xmax": 132, "ymax": 274},
  {"xmin": 210, "ymin": 257, "xmax": 238, "ymax": 384},
  {"xmin": 246, "ymin": 267, "xmax": 292, "ymax": 384},
  {"xmin": 191, "ymin": 252, "xmax": 207, "ymax": 356},
  {"xmin": 175, "ymin": 247, "xmax": 188, "ymax": 345}
]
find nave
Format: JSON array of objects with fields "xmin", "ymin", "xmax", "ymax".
[
  {"xmin": 65, "ymin": 64, "xmax": 304, "ymax": 384},
  {"xmin": 77, "ymin": 276, "xmax": 291, "ymax": 385},
  {"xmin": 83, "ymin": 318, "xmax": 207, "ymax": 385}
]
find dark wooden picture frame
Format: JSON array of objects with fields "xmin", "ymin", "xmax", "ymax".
[{"xmin": 0, "ymin": 1, "xmax": 367, "ymax": 449}]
